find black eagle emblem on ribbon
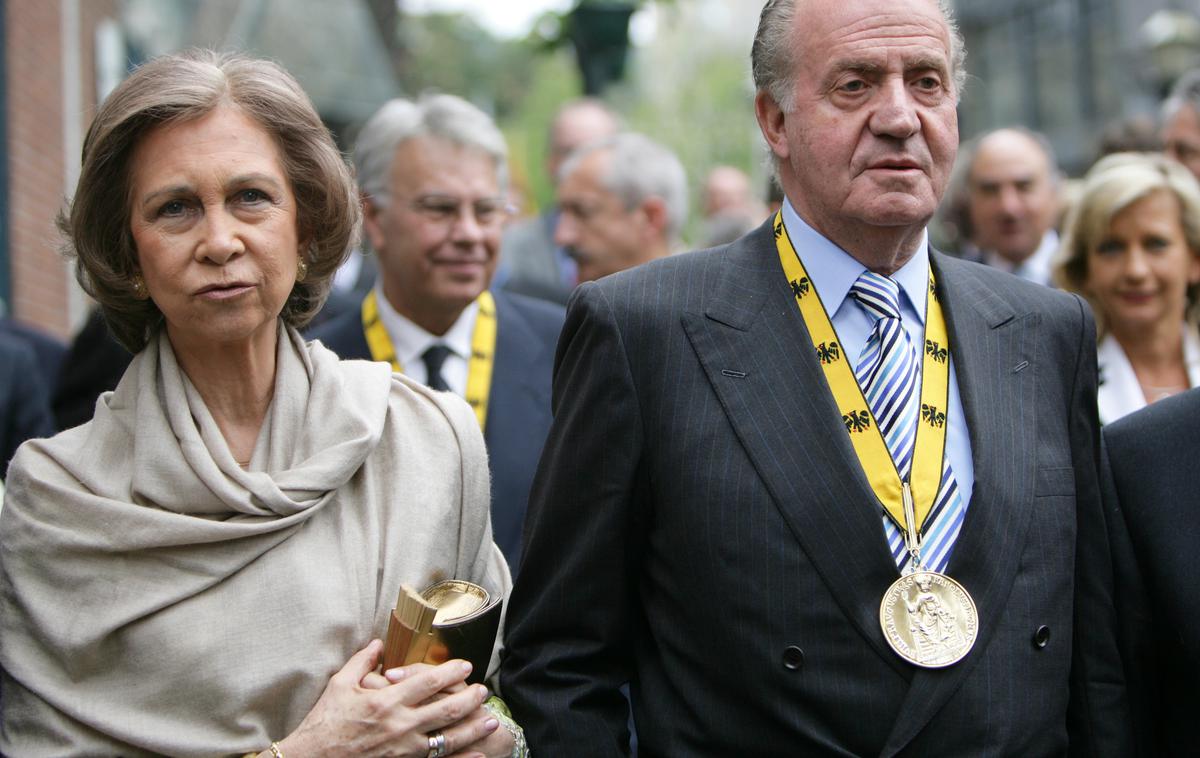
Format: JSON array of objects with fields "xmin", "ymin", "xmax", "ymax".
[
  {"xmin": 921, "ymin": 403, "xmax": 946, "ymax": 428},
  {"xmin": 816, "ymin": 341, "xmax": 840, "ymax": 364},
  {"xmin": 924, "ymin": 339, "xmax": 948, "ymax": 363},
  {"xmin": 790, "ymin": 277, "xmax": 811, "ymax": 299},
  {"xmin": 843, "ymin": 409, "xmax": 871, "ymax": 433}
]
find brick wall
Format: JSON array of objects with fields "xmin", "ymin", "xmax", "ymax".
[
  {"xmin": 5, "ymin": 0, "xmax": 69, "ymax": 336},
  {"xmin": 4, "ymin": 0, "xmax": 116, "ymax": 338}
]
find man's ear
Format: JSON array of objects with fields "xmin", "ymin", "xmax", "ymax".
[
  {"xmin": 361, "ymin": 196, "xmax": 387, "ymax": 253},
  {"xmin": 639, "ymin": 196, "xmax": 669, "ymax": 239},
  {"xmin": 755, "ymin": 90, "xmax": 790, "ymax": 163}
]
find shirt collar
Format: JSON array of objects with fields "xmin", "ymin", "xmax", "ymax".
[
  {"xmin": 372, "ymin": 280, "xmax": 479, "ymax": 367},
  {"xmin": 781, "ymin": 198, "xmax": 930, "ymax": 324},
  {"xmin": 982, "ymin": 229, "xmax": 1058, "ymax": 286}
]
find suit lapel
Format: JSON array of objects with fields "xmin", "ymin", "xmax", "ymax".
[
  {"xmin": 681, "ymin": 222, "xmax": 910, "ymax": 676},
  {"xmin": 484, "ymin": 292, "xmax": 550, "ymax": 447},
  {"xmin": 880, "ymin": 255, "xmax": 1041, "ymax": 756}
]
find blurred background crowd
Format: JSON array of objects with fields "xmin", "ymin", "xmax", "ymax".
[{"xmin": 4, "ymin": 0, "xmax": 1200, "ymax": 472}]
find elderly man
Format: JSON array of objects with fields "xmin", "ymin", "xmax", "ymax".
[
  {"xmin": 1163, "ymin": 69, "xmax": 1200, "ymax": 180},
  {"xmin": 554, "ymin": 132, "xmax": 687, "ymax": 283},
  {"xmin": 961, "ymin": 128, "xmax": 1062, "ymax": 286},
  {"xmin": 501, "ymin": 0, "xmax": 1128, "ymax": 755},
  {"xmin": 311, "ymin": 94, "xmax": 564, "ymax": 571},
  {"xmin": 499, "ymin": 99, "xmax": 621, "ymax": 304}
]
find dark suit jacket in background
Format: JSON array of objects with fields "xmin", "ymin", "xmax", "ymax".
[
  {"xmin": 309, "ymin": 290, "xmax": 564, "ymax": 571},
  {"xmin": 51, "ymin": 308, "xmax": 133, "ymax": 432},
  {"xmin": 0, "ymin": 318, "xmax": 66, "ymax": 398},
  {"xmin": 502, "ymin": 220, "xmax": 1128, "ymax": 757},
  {"xmin": 1102, "ymin": 388, "xmax": 1200, "ymax": 757},
  {"xmin": 0, "ymin": 334, "xmax": 55, "ymax": 480},
  {"xmin": 498, "ymin": 211, "xmax": 574, "ymax": 305}
]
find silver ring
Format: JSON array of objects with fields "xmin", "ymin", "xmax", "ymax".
[{"xmin": 426, "ymin": 732, "xmax": 447, "ymax": 758}]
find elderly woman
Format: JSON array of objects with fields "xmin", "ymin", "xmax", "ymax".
[
  {"xmin": 1055, "ymin": 152, "xmax": 1200, "ymax": 424},
  {"xmin": 0, "ymin": 51, "xmax": 522, "ymax": 758}
]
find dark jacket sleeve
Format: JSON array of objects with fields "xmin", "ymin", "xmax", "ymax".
[
  {"xmin": 1099, "ymin": 386, "xmax": 1200, "ymax": 757},
  {"xmin": 501, "ymin": 282, "xmax": 642, "ymax": 756},
  {"xmin": 1064, "ymin": 295, "xmax": 1132, "ymax": 757}
]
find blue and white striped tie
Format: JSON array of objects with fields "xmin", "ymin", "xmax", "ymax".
[{"xmin": 850, "ymin": 272, "xmax": 966, "ymax": 574}]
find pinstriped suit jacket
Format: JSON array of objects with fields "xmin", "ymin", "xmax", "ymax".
[{"xmin": 502, "ymin": 219, "xmax": 1129, "ymax": 757}]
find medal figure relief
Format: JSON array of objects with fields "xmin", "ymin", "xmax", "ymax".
[
  {"xmin": 881, "ymin": 571, "xmax": 978, "ymax": 668},
  {"xmin": 904, "ymin": 574, "xmax": 966, "ymax": 663}
]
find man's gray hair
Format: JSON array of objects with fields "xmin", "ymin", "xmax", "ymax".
[
  {"xmin": 1163, "ymin": 69, "xmax": 1200, "ymax": 122},
  {"xmin": 354, "ymin": 93, "xmax": 508, "ymax": 203},
  {"xmin": 561, "ymin": 132, "xmax": 689, "ymax": 242},
  {"xmin": 751, "ymin": 0, "xmax": 968, "ymax": 111}
]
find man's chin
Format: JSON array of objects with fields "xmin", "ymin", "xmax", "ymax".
[
  {"xmin": 436, "ymin": 269, "xmax": 491, "ymax": 291},
  {"xmin": 852, "ymin": 192, "xmax": 937, "ymax": 228},
  {"xmin": 994, "ymin": 244, "xmax": 1038, "ymax": 265}
]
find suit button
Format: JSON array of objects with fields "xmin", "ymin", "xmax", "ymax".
[
  {"xmin": 1033, "ymin": 625, "xmax": 1051, "ymax": 649},
  {"xmin": 782, "ymin": 646, "xmax": 805, "ymax": 671}
]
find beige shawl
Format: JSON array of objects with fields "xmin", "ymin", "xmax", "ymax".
[{"xmin": 0, "ymin": 325, "xmax": 508, "ymax": 757}]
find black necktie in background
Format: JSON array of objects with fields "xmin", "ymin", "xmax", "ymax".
[{"xmin": 421, "ymin": 344, "xmax": 453, "ymax": 392}]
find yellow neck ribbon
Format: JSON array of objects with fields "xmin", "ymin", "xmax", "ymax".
[
  {"xmin": 361, "ymin": 289, "xmax": 497, "ymax": 431},
  {"xmin": 772, "ymin": 212, "xmax": 951, "ymax": 537}
]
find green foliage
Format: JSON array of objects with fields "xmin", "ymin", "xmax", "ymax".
[
  {"xmin": 396, "ymin": 11, "xmax": 581, "ymax": 212},
  {"xmin": 397, "ymin": 12, "xmax": 516, "ymax": 115},
  {"xmin": 617, "ymin": 41, "xmax": 762, "ymax": 245},
  {"xmin": 397, "ymin": 4, "xmax": 764, "ymax": 240},
  {"xmin": 500, "ymin": 51, "xmax": 584, "ymax": 213}
]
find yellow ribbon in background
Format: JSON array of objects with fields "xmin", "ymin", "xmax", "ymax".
[{"xmin": 361, "ymin": 289, "xmax": 497, "ymax": 431}]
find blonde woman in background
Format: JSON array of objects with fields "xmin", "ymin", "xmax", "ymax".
[{"xmin": 1055, "ymin": 152, "xmax": 1200, "ymax": 424}]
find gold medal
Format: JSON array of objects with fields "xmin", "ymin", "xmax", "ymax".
[
  {"xmin": 880, "ymin": 570, "xmax": 978, "ymax": 668},
  {"xmin": 881, "ymin": 483, "xmax": 978, "ymax": 666}
]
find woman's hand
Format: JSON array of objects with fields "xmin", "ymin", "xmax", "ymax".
[
  {"xmin": 381, "ymin": 669, "xmax": 515, "ymax": 758},
  {"xmin": 277, "ymin": 639, "xmax": 500, "ymax": 758},
  {"xmin": 437, "ymin": 707, "xmax": 513, "ymax": 758}
]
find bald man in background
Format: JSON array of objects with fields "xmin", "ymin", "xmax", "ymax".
[
  {"xmin": 499, "ymin": 99, "xmax": 621, "ymax": 304},
  {"xmin": 962, "ymin": 128, "xmax": 1062, "ymax": 286},
  {"xmin": 701, "ymin": 165, "xmax": 766, "ymax": 246}
]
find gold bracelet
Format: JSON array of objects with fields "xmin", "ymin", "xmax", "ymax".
[{"xmin": 268, "ymin": 742, "xmax": 285, "ymax": 758}]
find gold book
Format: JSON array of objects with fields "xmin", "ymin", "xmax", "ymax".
[{"xmin": 382, "ymin": 579, "xmax": 503, "ymax": 685}]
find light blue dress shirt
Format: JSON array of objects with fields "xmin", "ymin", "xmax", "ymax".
[{"xmin": 780, "ymin": 199, "xmax": 975, "ymax": 509}]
